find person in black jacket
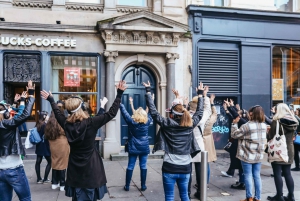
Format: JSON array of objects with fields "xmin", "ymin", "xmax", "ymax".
[
  {"xmin": 0, "ymin": 80, "xmax": 35, "ymax": 201},
  {"xmin": 144, "ymin": 81, "xmax": 203, "ymax": 201},
  {"xmin": 40, "ymin": 80, "xmax": 127, "ymax": 201},
  {"xmin": 120, "ymin": 97, "xmax": 153, "ymax": 192},
  {"xmin": 34, "ymin": 111, "xmax": 51, "ymax": 184}
]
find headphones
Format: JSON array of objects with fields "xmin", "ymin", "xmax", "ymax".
[
  {"xmin": 170, "ymin": 104, "xmax": 184, "ymax": 116},
  {"xmin": 67, "ymin": 96, "xmax": 86, "ymax": 114},
  {"xmin": 0, "ymin": 103, "xmax": 10, "ymax": 119},
  {"xmin": 242, "ymin": 109, "xmax": 247, "ymax": 118}
]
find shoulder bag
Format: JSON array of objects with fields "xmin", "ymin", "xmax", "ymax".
[
  {"xmin": 268, "ymin": 120, "xmax": 289, "ymax": 163},
  {"xmin": 29, "ymin": 127, "xmax": 43, "ymax": 145},
  {"xmin": 294, "ymin": 134, "xmax": 300, "ymax": 145}
]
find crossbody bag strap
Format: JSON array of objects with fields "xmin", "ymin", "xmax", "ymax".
[{"xmin": 276, "ymin": 120, "xmax": 279, "ymax": 135}]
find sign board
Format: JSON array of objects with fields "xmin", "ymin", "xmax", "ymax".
[
  {"xmin": 64, "ymin": 67, "xmax": 80, "ymax": 87},
  {"xmin": 0, "ymin": 37, "xmax": 76, "ymax": 47},
  {"xmin": 272, "ymin": 79, "xmax": 284, "ymax": 101}
]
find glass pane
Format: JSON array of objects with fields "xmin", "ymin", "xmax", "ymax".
[
  {"xmin": 203, "ymin": 0, "xmax": 210, "ymax": 5},
  {"xmin": 274, "ymin": 0, "xmax": 293, "ymax": 12},
  {"xmin": 53, "ymin": 94, "xmax": 98, "ymax": 117},
  {"xmin": 51, "ymin": 55, "xmax": 97, "ymax": 93},
  {"xmin": 272, "ymin": 46, "xmax": 300, "ymax": 107},
  {"xmin": 118, "ymin": 0, "xmax": 146, "ymax": 6},
  {"xmin": 214, "ymin": 0, "xmax": 224, "ymax": 6}
]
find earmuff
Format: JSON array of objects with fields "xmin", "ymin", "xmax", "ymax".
[
  {"xmin": 242, "ymin": 109, "xmax": 246, "ymax": 118},
  {"xmin": 67, "ymin": 96, "xmax": 86, "ymax": 114},
  {"xmin": 170, "ymin": 104, "xmax": 184, "ymax": 116},
  {"xmin": 0, "ymin": 103, "xmax": 10, "ymax": 119}
]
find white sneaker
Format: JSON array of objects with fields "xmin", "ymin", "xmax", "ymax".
[
  {"xmin": 221, "ymin": 171, "xmax": 233, "ymax": 178},
  {"xmin": 52, "ymin": 184, "xmax": 60, "ymax": 190},
  {"xmin": 60, "ymin": 186, "xmax": 65, "ymax": 192}
]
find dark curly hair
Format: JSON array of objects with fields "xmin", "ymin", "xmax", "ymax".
[{"xmin": 44, "ymin": 111, "xmax": 65, "ymax": 140}]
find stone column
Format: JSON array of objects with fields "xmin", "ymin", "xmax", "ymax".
[
  {"xmin": 166, "ymin": 53, "xmax": 179, "ymax": 109},
  {"xmin": 103, "ymin": 50, "xmax": 119, "ymax": 159}
]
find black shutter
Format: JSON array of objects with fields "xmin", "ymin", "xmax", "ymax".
[{"xmin": 198, "ymin": 48, "xmax": 239, "ymax": 94}]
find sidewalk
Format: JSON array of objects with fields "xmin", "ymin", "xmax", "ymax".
[{"xmin": 14, "ymin": 151, "xmax": 300, "ymax": 201}]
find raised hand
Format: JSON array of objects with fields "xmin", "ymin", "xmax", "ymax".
[
  {"xmin": 236, "ymin": 104, "xmax": 241, "ymax": 111},
  {"xmin": 100, "ymin": 97, "xmax": 108, "ymax": 108},
  {"xmin": 230, "ymin": 99, "xmax": 234, "ymax": 106},
  {"xmin": 223, "ymin": 102, "xmax": 228, "ymax": 110},
  {"xmin": 115, "ymin": 80, "xmax": 127, "ymax": 91},
  {"xmin": 172, "ymin": 89, "xmax": 180, "ymax": 99},
  {"xmin": 210, "ymin": 94, "xmax": 215, "ymax": 104},
  {"xmin": 14, "ymin": 94, "xmax": 21, "ymax": 102},
  {"xmin": 20, "ymin": 91, "xmax": 27, "ymax": 99},
  {"xmin": 40, "ymin": 90, "xmax": 52, "ymax": 100},
  {"xmin": 129, "ymin": 97, "xmax": 133, "ymax": 103},
  {"xmin": 183, "ymin": 96, "xmax": 189, "ymax": 105},
  {"xmin": 26, "ymin": 80, "xmax": 35, "ymax": 91},
  {"xmin": 196, "ymin": 82, "xmax": 204, "ymax": 97},
  {"xmin": 224, "ymin": 98, "xmax": 230, "ymax": 107},
  {"xmin": 203, "ymin": 86, "xmax": 209, "ymax": 96},
  {"xmin": 142, "ymin": 80, "xmax": 151, "ymax": 87}
]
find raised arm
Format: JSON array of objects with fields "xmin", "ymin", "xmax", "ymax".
[
  {"xmin": 210, "ymin": 94, "xmax": 218, "ymax": 124},
  {"xmin": 120, "ymin": 103, "xmax": 135, "ymax": 125},
  {"xmin": 129, "ymin": 97, "xmax": 135, "ymax": 113},
  {"xmin": 192, "ymin": 82, "xmax": 204, "ymax": 127}
]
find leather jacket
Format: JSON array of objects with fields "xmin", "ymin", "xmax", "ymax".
[
  {"xmin": 145, "ymin": 93, "xmax": 204, "ymax": 157},
  {"xmin": 0, "ymin": 97, "xmax": 35, "ymax": 157}
]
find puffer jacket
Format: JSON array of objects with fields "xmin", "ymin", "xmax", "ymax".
[
  {"xmin": 0, "ymin": 97, "xmax": 35, "ymax": 157},
  {"xmin": 147, "ymin": 93, "xmax": 204, "ymax": 157},
  {"xmin": 268, "ymin": 116, "xmax": 298, "ymax": 165},
  {"xmin": 120, "ymin": 104, "xmax": 152, "ymax": 155}
]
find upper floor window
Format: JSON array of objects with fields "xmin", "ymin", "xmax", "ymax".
[
  {"xmin": 67, "ymin": 0, "xmax": 101, "ymax": 3},
  {"xmin": 203, "ymin": 0, "xmax": 224, "ymax": 6},
  {"xmin": 118, "ymin": 0, "xmax": 147, "ymax": 7},
  {"xmin": 274, "ymin": 0, "xmax": 293, "ymax": 12}
]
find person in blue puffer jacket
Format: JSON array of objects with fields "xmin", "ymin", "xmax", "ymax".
[{"xmin": 120, "ymin": 98, "xmax": 153, "ymax": 192}]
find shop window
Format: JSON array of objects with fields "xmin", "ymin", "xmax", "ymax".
[
  {"xmin": 118, "ymin": 0, "xmax": 147, "ymax": 7},
  {"xmin": 274, "ymin": 0, "xmax": 293, "ymax": 12},
  {"xmin": 67, "ymin": 0, "xmax": 101, "ymax": 3},
  {"xmin": 50, "ymin": 55, "xmax": 98, "ymax": 116},
  {"xmin": 272, "ymin": 46, "xmax": 300, "ymax": 106}
]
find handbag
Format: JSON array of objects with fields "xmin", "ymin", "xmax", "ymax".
[
  {"xmin": 29, "ymin": 127, "xmax": 43, "ymax": 145},
  {"xmin": 224, "ymin": 141, "xmax": 232, "ymax": 153},
  {"xmin": 25, "ymin": 130, "xmax": 33, "ymax": 149},
  {"xmin": 268, "ymin": 120, "xmax": 289, "ymax": 163},
  {"xmin": 294, "ymin": 135, "xmax": 300, "ymax": 145}
]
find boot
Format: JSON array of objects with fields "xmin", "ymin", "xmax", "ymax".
[
  {"xmin": 124, "ymin": 169, "xmax": 133, "ymax": 191},
  {"xmin": 253, "ymin": 198, "xmax": 260, "ymax": 201},
  {"xmin": 231, "ymin": 182, "xmax": 246, "ymax": 190},
  {"xmin": 140, "ymin": 169, "xmax": 147, "ymax": 191},
  {"xmin": 267, "ymin": 194, "xmax": 285, "ymax": 201},
  {"xmin": 194, "ymin": 191, "xmax": 200, "ymax": 200},
  {"xmin": 283, "ymin": 193, "xmax": 295, "ymax": 201},
  {"xmin": 240, "ymin": 198, "xmax": 253, "ymax": 201}
]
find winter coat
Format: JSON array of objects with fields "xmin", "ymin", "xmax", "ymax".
[
  {"xmin": 148, "ymin": 93, "xmax": 203, "ymax": 157},
  {"xmin": 48, "ymin": 89, "xmax": 123, "ymax": 189},
  {"xmin": 191, "ymin": 126, "xmax": 205, "ymax": 162},
  {"xmin": 49, "ymin": 135, "xmax": 69, "ymax": 170},
  {"xmin": 35, "ymin": 124, "xmax": 51, "ymax": 157},
  {"xmin": 0, "ymin": 97, "xmax": 35, "ymax": 157},
  {"xmin": 203, "ymin": 105, "xmax": 218, "ymax": 162},
  {"xmin": 268, "ymin": 117, "xmax": 298, "ymax": 165},
  {"xmin": 120, "ymin": 104, "xmax": 152, "ymax": 155}
]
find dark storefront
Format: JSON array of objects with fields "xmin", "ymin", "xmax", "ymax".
[{"xmin": 188, "ymin": 6, "xmax": 300, "ymax": 148}]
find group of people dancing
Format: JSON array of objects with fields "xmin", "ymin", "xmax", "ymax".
[
  {"xmin": 221, "ymin": 99, "xmax": 299, "ymax": 201},
  {"xmin": 1, "ymin": 79, "xmax": 300, "ymax": 201}
]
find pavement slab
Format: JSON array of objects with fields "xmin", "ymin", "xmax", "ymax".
[{"xmin": 11, "ymin": 151, "xmax": 300, "ymax": 201}]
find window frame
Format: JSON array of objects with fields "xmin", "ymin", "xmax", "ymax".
[{"xmin": 117, "ymin": 0, "xmax": 148, "ymax": 7}]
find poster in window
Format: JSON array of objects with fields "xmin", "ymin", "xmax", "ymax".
[
  {"xmin": 64, "ymin": 67, "xmax": 81, "ymax": 87},
  {"xmin": 272, "ymin": 79, "xmax": 284, "ymax": 101}
]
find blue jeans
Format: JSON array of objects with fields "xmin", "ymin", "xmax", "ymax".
[
  {"xmin": 241, "ymin": 161, "xmax": 262, "ymax": 200},
  {"xmin": 239, "ymin": 168, "xmax": 245, "ymax": 184},
  {"xmin": 163, "ymin": 173, "xmax": 190, "ymax": 201},
  {"xmin": 0, "ymin": 166, "xmax": 31, "ymax": 201},
  {"xmin": 127, "ymin": 154, "xmax": 148, "ymax": 170}
]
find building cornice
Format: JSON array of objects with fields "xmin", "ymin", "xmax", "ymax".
[
  {"xmin": 65, "ymin": 2, "xmax": 103, "ymax": 12},
  {"xmin": 12, "ymin": 0, "xmax": 52, "ymax": 9}
]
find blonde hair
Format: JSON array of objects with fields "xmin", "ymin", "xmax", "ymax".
[
  {"xmin": 132, "ymin": 107, "xmax": 148, "ymax": 124},
  {"xmin": 65, "ymin": 98, "xmax": 89, "ymax": 123},
  {"xmin": 273, "ymin": 103, "xmax": 297, "ymax": 122}
]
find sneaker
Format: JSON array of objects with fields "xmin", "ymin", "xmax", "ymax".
[
  {"xmin": 43, "ymin": 179, "xmax": 51, "ymax": 184},
  {"xmin": 37, "ymin": 180, "xmax": 43, "ymax": 184},
  {"xmin": 52, "ymin": 184, "xmax": 60, "ymax": 190},
  {"xmin": 231, "ymin": 182, "xmax": 246, "ymax": 190},
  {"xmin": 221, "ymin": 171, "xmax": 233, "ymax": 178},
  {"xmin": 60, "ymin": 186, "xmax": 65, "ymax": 192},
  {"xmin": 291, "ymin": 167, "xmax": 300, "ymax": 171}
]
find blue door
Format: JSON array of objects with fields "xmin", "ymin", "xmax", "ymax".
[{"xmin": 121, "ymin": 66, "xmax": 156, "ymax": 146}]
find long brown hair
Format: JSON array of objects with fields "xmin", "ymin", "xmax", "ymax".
[
  {"xmin": 35, "ymin": 111, "xmax": 48, "ymax": 132},
  {"xmin": 172, "ymin": 104, "xmax": 193, "ymax": 127},
  {"xmin": 249, "ymin": 105, "xmax": 265, "ymax": 123},
  {"xmin": 65, "ymin": 97, "xmax": 89, "ymax": 123},
  {"xmin": 44, "ymin": 111, "xmax": 65, "ymax": 140}
]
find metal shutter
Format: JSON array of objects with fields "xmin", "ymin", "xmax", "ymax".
[{"xmin": 198, "ymin": 48, "xmax": 239, "ymax": 94}]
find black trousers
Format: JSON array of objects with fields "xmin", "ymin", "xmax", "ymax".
[
  {"xmin": 294, "ymin": 144, "xmax": 300, "ymax": 168},
  {"xmin": 188, "ymin": 162, "xmax": 201, "ymax": 194},
  {"xmin": 52, "ymin": 169, "xmax": 66, "ymax": 186}
]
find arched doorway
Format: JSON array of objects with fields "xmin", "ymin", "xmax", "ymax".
[{"xmin": 121, "ymin": 65, "xmax": 156, "ymax": 146}]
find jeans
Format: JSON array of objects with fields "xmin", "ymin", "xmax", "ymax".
[
  {"xmin": 163, "ymin": 173, "xmax": 190, "ymax": 201},
  {"xmin": 127, "ymin": 154, "xmax": 148, "ymax": 170},
  {"xmin": 239, "ymin": 168, "xmax": 245, "ymax": 184},
  {"xmin": 241, "ymin": 161, "xmax": 262, "ymax": 200},
  {"xmin": 0, "ymin": 166, "xmax": 31, "ymax": 201}
]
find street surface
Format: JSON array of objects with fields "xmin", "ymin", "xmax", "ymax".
[{"xmin": 13, "ymin": 151, "xmax": 300, "ymax": 201}]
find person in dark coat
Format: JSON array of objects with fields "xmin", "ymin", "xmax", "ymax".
[
  {"xmin": 40, "ymin": 80, "xmax": 127, "ymax": 201},
  {"xmin": 120, "ymin": 96, "xmax": 153, "ymax": 192},
  {"xmin": 34, "ymin": 111, "xmax": 51, "ymax": 184}
]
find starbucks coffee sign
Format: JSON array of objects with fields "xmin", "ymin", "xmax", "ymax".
[{"xmin": 0, "ymin": 37, "xmax": 76, "ymax": 47}]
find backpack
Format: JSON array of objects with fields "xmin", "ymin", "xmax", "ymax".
[{"xmin": 29, "ymin": 127, "xmax": 43, "ymax": 145}]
